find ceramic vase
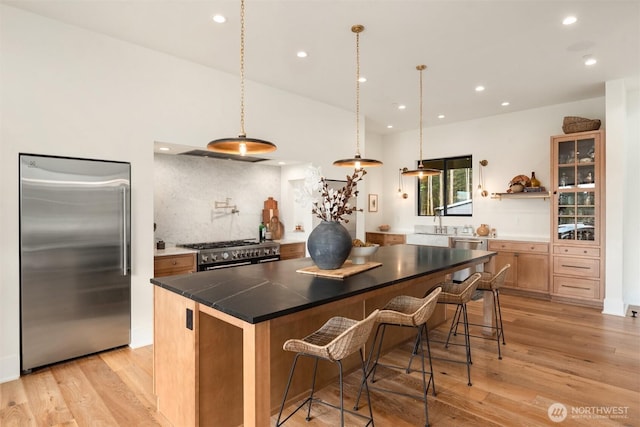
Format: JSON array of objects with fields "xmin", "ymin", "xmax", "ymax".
[
  {"xmin": 307, "ymin": 221, "xmax": 352, "ymax": 270},
  {"xmin": 476, "ymin": 224, "xmax": 490, "ymax": 236}
]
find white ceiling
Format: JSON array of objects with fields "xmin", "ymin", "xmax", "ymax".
[{"xmin": 4, "ymin": 0, "xmax": 639, "ymax": 136}]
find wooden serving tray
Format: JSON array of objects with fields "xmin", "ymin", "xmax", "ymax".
[{"xmin": 296, "ymin": 260, "xmax": 382, "ymax": 279}]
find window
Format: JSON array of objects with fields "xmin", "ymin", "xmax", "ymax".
[{"xmin": 417, "ymin": 155, "xmax": 473, "ymax": 216}]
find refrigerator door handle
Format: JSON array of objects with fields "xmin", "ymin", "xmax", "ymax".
[{"xmin": 122, "ymin": 186, "xmax": 129, "ymax": 276}]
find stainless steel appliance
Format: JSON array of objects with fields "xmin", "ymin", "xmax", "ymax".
[
  {"xmin": 450, "ymin": 237, "xmax": 488, "ymax": 282},
  {"xmin": 407, "ymin": 233, "xmax": 487, "ymax": 282},
  {"xmin": 19, "ymin": 154, "xmax": 131, "ymax": 372},
  {"xmin": 178, "ymin": 240, "xmax": 280, "ymax": 271}
]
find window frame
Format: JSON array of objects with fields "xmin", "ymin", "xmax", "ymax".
[{"xmin": 416, "ymin": 155, "xmax": 473, "ymax": 217}]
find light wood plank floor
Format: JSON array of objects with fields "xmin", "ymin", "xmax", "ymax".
[{"xmin": 1, "ymin": 295, "xmax": 638, "ymax": 426}]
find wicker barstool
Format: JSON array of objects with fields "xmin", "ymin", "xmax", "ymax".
[
  {"xmin": 354, "ymin": 287, "xmax": 442, "ymax": 427},
  {"xmin": 454, "ymin": 264, "xmax": 511, "ymax": 359},
  {"xmin": 275, "ymin": 309, "xmax": 379, "ymax": 427},
  {"xmin": 420, "ymin": 273, "xmax": 481, "ymax": 386}
]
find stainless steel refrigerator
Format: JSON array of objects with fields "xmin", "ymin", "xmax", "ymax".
[{"xmin": 19, "ymin": 154, "xmax": 131, "ymax": 372}]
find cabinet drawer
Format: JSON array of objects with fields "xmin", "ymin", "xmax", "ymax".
[
  {"xmin": 280, "ymin": 242, "xmax": 306, "ymax": 260},
  {"xmin": 488, "ymin": 240, "xmax": 548, "ymax": 254},
  {"xmin": 553, "ymin": 245, "xmax": 600, "ymax": 257},
  {"xmin": 553, "ymin": 256, "xmax": 599, "ymax": 278},
  {"xmin": 154, "ymin": 254, "xmax": 196, "ymax": 276},
  {"xmin": 366, "ymin": 232, "xmax": 406, "ymax": 246},
  {"xmin": 384, "ymin": 234, "xmax": 406, "ymax": 245},
  {"xmin": 553, "ymin": 276, "xmax": 599, "ymax": 299}
]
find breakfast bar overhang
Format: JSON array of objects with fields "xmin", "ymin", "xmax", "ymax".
[{"xmin": 151, "ymin": 244, "xmax": 495, "ymax": 427}]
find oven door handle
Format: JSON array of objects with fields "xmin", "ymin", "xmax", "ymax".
[
  {"xmin": 258, "ymin": 257, "xmax": 280, "ymax": 263},
  {"xmin": 203, "ymin": 261, "xmax": 252, "ymax": 270}
]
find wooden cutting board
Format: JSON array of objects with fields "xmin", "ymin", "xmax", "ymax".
[{"xmin": 296, "ymin": 261, "xmax": 382, "ymax": 279}]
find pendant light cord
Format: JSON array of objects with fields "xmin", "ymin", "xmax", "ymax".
[
  {"xmin": 239, "ymin": 0, "xmax": 246, "ymax": 137},
  {"xmin": 355, "ymin": 26, "xmax": 361, "ymax": 156},
  {"xmin": 418, "ymin": 64, "xmax": 426, "ymax": 167}
]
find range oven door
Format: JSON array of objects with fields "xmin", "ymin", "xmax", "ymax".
[
  {"xmin": 199, "ymin": 260, "xmax": 252, "ymax": 271},
  {"xmin": 198, "ymin": 255, "xmax": 280, "ymax": 271}
]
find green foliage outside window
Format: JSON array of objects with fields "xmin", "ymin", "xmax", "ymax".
[{"xmin": 417, "ymin": 156, "xmax": 473, "ymax": 216}]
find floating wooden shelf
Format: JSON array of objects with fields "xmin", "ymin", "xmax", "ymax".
[{"xmin": 491, "ymin": 191, "xmax": 551, "ymax": 200}]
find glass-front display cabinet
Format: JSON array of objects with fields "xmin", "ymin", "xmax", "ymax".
[{"xmin": 552, "ymin": 131, "xmax": 603, "ymax": 243}]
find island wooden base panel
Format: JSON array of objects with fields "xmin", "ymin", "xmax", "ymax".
[{"xmin": 2, "ymin": 295, "xmax": 638, "ymax": 426}]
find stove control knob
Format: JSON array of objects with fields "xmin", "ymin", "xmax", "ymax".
[
  {"xmin": 222, "ymin": 252, "xmax": 229, "ymax": 260},
  {"xmin": 211, "ymin": 254, "xmax": 218, "ymax": 261},
  {"xmin": 264, "ymin": 248, "xmax": 270, "ymax": 255},
  {"xmin": 202, "ymin": 255, "xmax": 209, "ymax": 262}
]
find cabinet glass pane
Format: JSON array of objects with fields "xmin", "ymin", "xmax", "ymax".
[
  {"xmin": 558, "ymin": 167, "xmax": 575, "ymax": 187},
  {"xmin": 577, "ymin": 191, "xmax": 595, "ymax": 206},
  {"xmin": 558, "ymin": 192, "xmax": 575, "ymax": 205},
  {"xmin": 577, "ymin": 165, "xmax": 595, "ymax": 187},
  {"xmin": 576, "ymin": 138, "xmax": 596, "ymax": 163},
  {"xmin": 558, "ymin": 141, "xmax": 576, "ymax": 164},
  {"xmin": 575, "ymin": 218, "xmax": 595, "ymax": 240}
]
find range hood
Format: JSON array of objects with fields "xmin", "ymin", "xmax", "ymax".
[{"xmin": 179, "ymin": 149, "xmax": 267, "ymax": 163}]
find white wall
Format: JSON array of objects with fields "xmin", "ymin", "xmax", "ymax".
[
  {"xmin": 376, "ymin": 97, "xmax": 605, "ymax": 238},
  {"xmin": 0, "ymin": 5, "xmax": 359, "ymax": 383},
  {"xmin": 623, "ymin": 87, "xmax": 640, "ymax": 306}
]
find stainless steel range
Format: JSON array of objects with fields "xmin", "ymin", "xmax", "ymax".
[{"xmin": 178, "ymin": 239, "xmax": 280, "ymax": 271}]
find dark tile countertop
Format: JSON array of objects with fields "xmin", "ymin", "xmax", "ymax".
[{"xmin": 150, "ymin": 244, "xmax": 495, "ymax": 324}]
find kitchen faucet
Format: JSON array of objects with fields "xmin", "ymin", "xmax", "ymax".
[{"xmin": 434, "ymin": 210, "xmax": 445, "ymax": 234}]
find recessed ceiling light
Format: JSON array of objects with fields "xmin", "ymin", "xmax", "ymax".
[
  {"xmin": 296, "ymin": 51, "xmax": 308, "ymax": 58},
  {"xmin": 387, "ymin": 125, "xmax": 393, "ymax": 129},
  {"xmin": 358, "ymin": 76, "xmax": 367, "ymax": 83},
  {"xmin": 563, "ymin": 16, "xmax": 577, "ymax": 25},
  {"xmin": 278, "ymin": 161, "xmax": 286, "ymax": 165},
  {"xmin": 212, "ymin": 14, "xmax": 226, "ymax": 24},
  {"xmin": 584, "ymin": 56, "xmax": 597, "ymax": 66},
  {"xmin": 501, "ymin": 101, "xmax": 510, "ymax": 106},
  {"xmin": 475, "ymin": 85, "xmax": 485, "ymax": 92},
  {"xmin": 159, "ymin": 147, "xmax": 170, "ymax": 151},
  {"xmin": 398, "ymin": 104, "xmax": 406, "ymax": 110},
  {"xmin": 437, "ymin": 114, "xmax": 445, "ymax": 119}
]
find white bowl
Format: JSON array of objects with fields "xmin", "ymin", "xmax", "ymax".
[{"xmin": 350, "ymin": 244, "xmax": 379, "ymax": 265}]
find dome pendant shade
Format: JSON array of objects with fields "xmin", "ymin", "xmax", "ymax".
[
  {"xmin": 401, "ymin": 162, "xmax": 441, "ymax": 177},
  {"xmin": 207, "ymin": 135, "xmax": 276, "ymax": 155},
  {"xmin": 333, "ymin": 154, "xmax": 383, "ymax": 169}
]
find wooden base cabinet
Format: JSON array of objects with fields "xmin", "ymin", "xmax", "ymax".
[
  {"xmin": 279, "ymin": 242, "xmax": 306, "ymax": 260},
  {"xmin": 154, "ymin": 253, "xmax": 196, "ymax": 277},
  {"xmin": 365, "ymin": 232, "xmax": 406, "ymax": 246},
  {"xmin": 488, "ymin": 240, "xmax": 549, "ymax": 294},
  {"xmin": 550, "ymin": 130, "xmax": 605, "ymax": 307}
]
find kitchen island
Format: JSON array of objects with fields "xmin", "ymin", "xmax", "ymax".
[{"xmin": 151, "ymin": 244, "xmax": 495, "ymax": 427}]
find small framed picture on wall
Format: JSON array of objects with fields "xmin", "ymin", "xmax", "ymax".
[{"xmin": 368, "ymin": 194, "xmax": 378, "ymax": 212}]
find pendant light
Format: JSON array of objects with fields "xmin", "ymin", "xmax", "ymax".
[
  {"xmin": 207, "ymin": 0, "xmax": 276, "ymax": 156},
  {"xmin": 402, "ymin": 65, "xmax": 439, "ymax": 177},
  {"xmin": 333, "ymin": 25, "xmax": 382, "ymax": 169},
  {"xmin": 477, "ymin": 159, "xmax": 489, "ymax": 197}
]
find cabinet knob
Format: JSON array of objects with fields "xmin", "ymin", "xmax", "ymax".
[
  {"xmin": 172, "ymin": 261, "xmax": 177, "ymax": 265},
  {"xmin": 564, "ymin": 249, "xmax": 568, "ymax": 252},
  {"xmin": 583, "ymin": 250, "xmax": 587, "ymax": 254}
]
